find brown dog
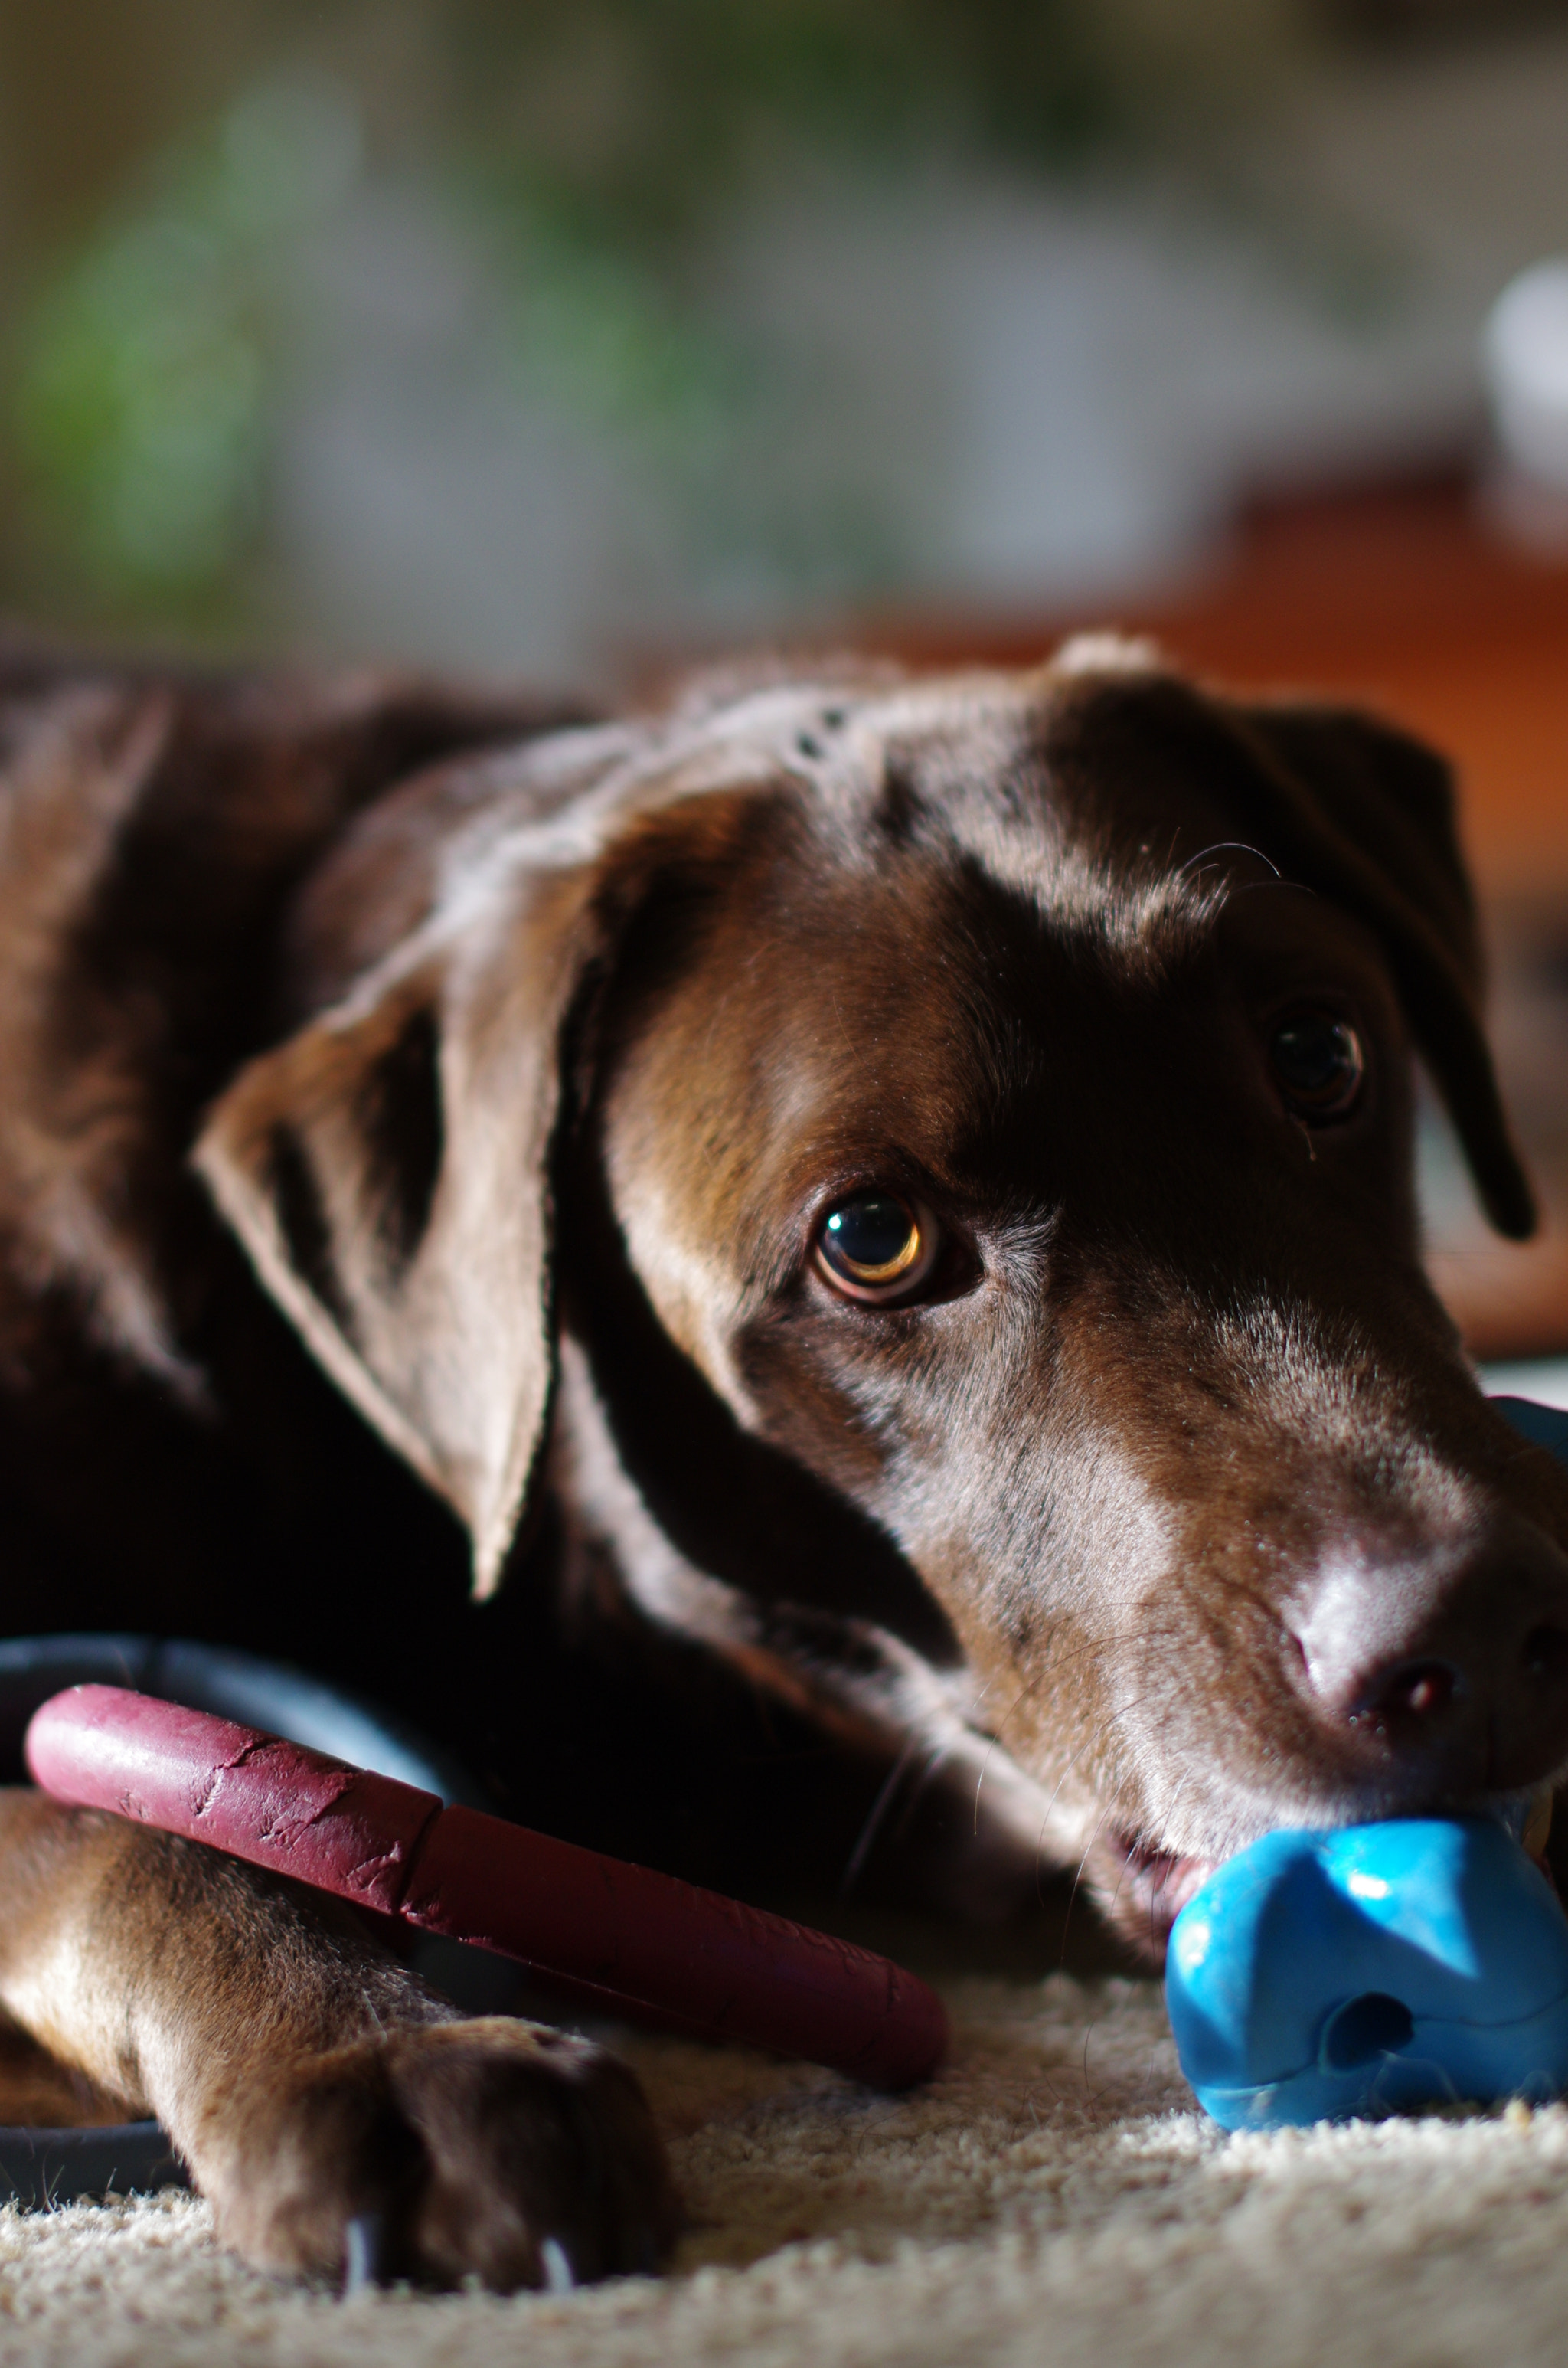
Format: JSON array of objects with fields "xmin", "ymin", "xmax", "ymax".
[{"xmin": 0, "ymin": 634, "xmax": 1566, "ymax": 2290}]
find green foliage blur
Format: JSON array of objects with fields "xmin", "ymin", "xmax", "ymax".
[
  {"xmin": 436, "ymin": 0, "xmax": 1119, "ymax": 247},
  {"xmin": 0, "ymin": 0, "xmax": 1485, "ymax": 641},
  {"xmin": 12, "ymin": 76, "xmax": 358, "ymax": 622}
]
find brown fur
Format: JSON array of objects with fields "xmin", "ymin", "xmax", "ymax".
[{"xmin": 1, "ymin": 635, "xmax": 1566, "ymax": 2288}]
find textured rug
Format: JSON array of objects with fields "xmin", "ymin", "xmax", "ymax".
[{"xmin": 5, "ymin": 1967, "xmax": 1568, "ymax": 2368}]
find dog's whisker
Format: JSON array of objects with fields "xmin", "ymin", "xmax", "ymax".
[
  {"xmin": 891, "ymin": 1741, "xmax": 955, "ymax": 1843},
  {"xmin": 1059, "ymin": 1806, "xmax": 1116, "ymax": 1979},
  {"xmin": 839, "ymin": 1738, "xmax": 922, "ymax": 1896},
  {"xmin": 971, "ymin": 1732, "xmax": 1000, "ymax": 1837},
  {"xmin": 1177, "ymin": 840, "xmax": 1282, "ymax": 881},
  {"xmin": 1146, "ymin": 1771, "xmax": 1194, "ymax": 1959},
  {"xmin": 972, "ymin": 1686, "xmax": 1031, "ymax": 1833},
  {"xmin": 1028, "ymin": 1729, "xmax": 1113, "ymax": 1910},
  {"xmin": 1224, "ymin": 875, "xmax": 1319, "ymax": 903}
]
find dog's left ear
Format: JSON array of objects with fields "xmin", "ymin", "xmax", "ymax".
[
  {"xmin": 194, "ymin": 845, "xmax": 615, "ymax": 1598},
  {"xmin": 1232, "ymin": 695, "xmax": 1536, "ymax": 1241},
  {"xmin": 1049, "ymin": 668, "xmax": 1536, "ymax": 1241}
]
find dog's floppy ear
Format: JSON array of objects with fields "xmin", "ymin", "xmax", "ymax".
[
  {"xmin": 195, "ymin": 840, "xmax": 614, "ymax": 1598},
  {"xmin": 1050, "ymin": 669, "xmax": 1535, "ymax": 1241},
  {"xmin": 1233, "ymin": 695, "xmax": 1535, "ymax": 1241}
]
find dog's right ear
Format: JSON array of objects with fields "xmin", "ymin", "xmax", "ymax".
[{"xmin": 195, "ymin": 842, "xmax": 613, "ymax": 1600}]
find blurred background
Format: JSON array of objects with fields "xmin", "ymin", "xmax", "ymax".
[{"xmin": 2, "ymin": 0, "xmax": 1568, "ymax": 1359}]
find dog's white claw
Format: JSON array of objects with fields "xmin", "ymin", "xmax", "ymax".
[
  {"xmin": 540, "ymin": 2236, "xmax": 576, "ymax": 2294},
  {"xmin": 342, "ymin": 2213, "xmax": 388, "ymax": 2296}
]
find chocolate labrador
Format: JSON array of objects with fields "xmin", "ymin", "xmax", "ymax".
[{"xmin": 0, "ymin": 634, "xmax": 1564, "ymax": 2289}]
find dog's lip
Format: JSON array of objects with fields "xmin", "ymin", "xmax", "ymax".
[
  {"xmin": 1102, "ymin": 1831, "xmax": 1217, "ymax": 1941},
  {"xmin": 1107, "ymin": 1787, "xmax": 1556, "ymax": 1949}
]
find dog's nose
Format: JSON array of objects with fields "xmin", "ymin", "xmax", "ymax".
[{"xmin": 1286, "ymin": 1517, "xmax": 1568, "ymax": 1797}]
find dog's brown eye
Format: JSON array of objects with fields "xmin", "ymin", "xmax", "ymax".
[
  {"xmin": 1270, "ymin": 1010, "xmax": 1365, "ymax": 1120},
  {"xmin": 815, "ymin": 1192, "xmax": 937, "ymax": 1302}
]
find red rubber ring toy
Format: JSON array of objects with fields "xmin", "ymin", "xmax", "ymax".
[{"xmin": 25, "ymin": 1685, "xmax": 947, "ymax": 2090}]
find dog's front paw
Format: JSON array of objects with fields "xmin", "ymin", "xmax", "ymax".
[{"xmin": 198, "ymin": 2018, "xmax": 681, "ymax": 2292}]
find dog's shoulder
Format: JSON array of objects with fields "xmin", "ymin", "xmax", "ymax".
[{"xmin": 0, "ymin": 650, "xmax": 588, "ymax": 1379}]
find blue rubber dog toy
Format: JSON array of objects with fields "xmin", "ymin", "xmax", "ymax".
[
  {"xmin": 1166, "ymin": 1817, "xmax": 1568, "ymax": 2126},
  {"xmin": 1165, "ymin": 1392, "xmax": 1568, "ymax": 2130}
]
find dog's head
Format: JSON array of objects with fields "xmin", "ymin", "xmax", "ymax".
[{"xmin": 198, "ymin": 645, "xmax": 1568, "ymax": 1949}]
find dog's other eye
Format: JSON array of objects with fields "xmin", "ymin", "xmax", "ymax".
[
  {"xmin": 1269, "ymin": 1009, "xmax": 1365, "ymax": 1120},
  {"xmin": 815, "ymin": 1191, "xmax": 939, "ymax": 1302}
]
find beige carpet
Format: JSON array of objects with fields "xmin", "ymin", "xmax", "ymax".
[{"xmin": 5, "ymin": 1970, "xmax": 1568, "ymax": 2368}]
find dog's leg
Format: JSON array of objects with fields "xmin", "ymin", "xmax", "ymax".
[{"xmin": 0, "ymin": 1789, "xmax": 678, "ymax": 2288}]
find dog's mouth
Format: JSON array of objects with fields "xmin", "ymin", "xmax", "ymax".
[
  {"xmin": 1099, "ymin": 1832, "xmax": 1217, "ymax": 1954},
  {"xmin": 1102, "ymin": 1787, "xmax": 1557, "ymax": 1961}
]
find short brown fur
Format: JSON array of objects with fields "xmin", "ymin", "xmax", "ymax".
[{"xmin": 1, "ymin": 636, "xmax": 1566, "ymax": 2287}]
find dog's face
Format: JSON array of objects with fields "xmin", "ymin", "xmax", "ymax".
[{"xmin": 199, "ymin": 648, "xmax": 1568, "ymax": 1954}]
